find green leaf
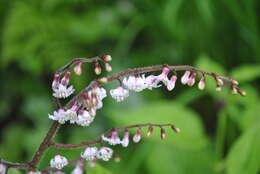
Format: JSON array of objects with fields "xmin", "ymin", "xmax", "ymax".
[
  {"xmin": 226, "ymin": 124, "xmax": 260, "ymax": 174},
  {"xmin": 230, "ymin": 64, "xmax": 260, "ymax": 83},
  {"xmin": 7, "ymin": 169, "xmax": 22, "ymax": 174},
  {"xmin": 107, "ymin": 101, "xmax": 209, "ymax": 150}
]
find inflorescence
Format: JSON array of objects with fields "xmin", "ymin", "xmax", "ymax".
[{"xmin": 0, "ymin": 55, "xmax": 245, "ymax": 174}]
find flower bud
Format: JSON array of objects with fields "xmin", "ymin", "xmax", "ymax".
[
  {"xmin": 216, "ymin": 76, "xmax": 224, "ymax": 86},
  {"xmin": 160, "ymin": 128, "xmax": 166, "ymax": 139},
  {"xmin": 167, "ymin": 75, "xmax": 177, "ymax": 91},
  {"xmin": 133, "ymin": 129, "xmax": 142, "ymax": 143},
  {"xmin": 52, "ymin": 74, "xmax": 60, "ymax": 89},
  {"xmin": 238, "ymin": 89, "xmax": 247, "ymax": 96},
  {"xmin": 147, "ymin": 126, "xmax": 153, "ymax": 137},
  {"xmin": 74, "ymin": 62, "xmax": 82, "ymax": 75},
  {"xmin": 101, "ymin": 55, "xmax": 112, "ymax": 62},
  {"xmin": 105, "ymin": 63, "xmax": 112, "ymax": 72},
  {"xmin": 198, "ymin": 76, "xmax": 206, "ymax": 90},
  {"xmin": 187, "ymin": 72, "xmax": 196, "ymax": 86},
  {"xmin": 94, "ymin": 63, "xmax": 101, "ymax": 75},
  {"xmin": 171, "ymin": 125, "xmax": 180, "ymax": 133},
  {"xmin": 231, "ymin": 86, "xmax": 238, "ymax": 94},
  {"xmin": 121, "ymin": 130, "xmax": 130, "ymax": 147},
  {"xmin": 216, "ymin": 85, "xmax": 222, "ymax": 91},
  {"xmin": 181, "ymin": 71, "xmax": 190, "ymax": 85},
  {"xmin": 61, "ymin": 71, "xmax": 71, "ymax": 86}
]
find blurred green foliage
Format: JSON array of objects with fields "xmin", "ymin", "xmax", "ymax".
[{"xmin": 0, "ymin": 0, "xmax": 260, "ymax": 174}]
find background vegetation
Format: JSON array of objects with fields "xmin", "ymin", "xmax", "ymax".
[{"xmin": 0, "ymin": 0, "xmax": 260, "ymax": 173}]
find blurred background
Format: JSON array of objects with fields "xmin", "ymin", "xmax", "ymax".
[{"xmin": 0, "ymin": 0, "xmax": 260, "ymax": 174}]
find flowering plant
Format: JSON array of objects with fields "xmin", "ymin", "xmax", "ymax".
[{"xmin": 0, "ymin": 55, "xmax": 245, "ymax": 174}]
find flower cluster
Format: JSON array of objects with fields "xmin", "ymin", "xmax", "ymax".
[
  {"xmin": 49, "ymin": 87, "xmax": 107, "ymax": 126},
  {"xmin": 50, "ymin": 155, "xmax": 68, "ymax": 170},
  {"xmin": 81, "ymin": 146, "xmax": 113, "ymax": 162},
  {"xmin": 52, "ymin": 72, "xmax": 75, "ymax": 99}
]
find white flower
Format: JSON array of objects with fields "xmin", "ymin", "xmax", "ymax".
[
  {"xmin": 95, "ymin": 87, "xmax": 107, "ymax": 101},
  {"xmin": 121, "ymin": 131, "xmax": 130, "ymax": 147},
  {"xmin": 49, "ymin": 109, "xmax": 68, "ymax": 124},
  {"xmin": 76, "ymin": 110, "xmax": 94, "ymax": 127},
  {"xmin": 0, "ymin": 164, "xmax": 6, "ymax": 174},
  {"xmin": 81, "ymin": 147, "xmax": 98, "ymax": 161},
  {"xmin": 95, "ymin": 100, "xmax": 103, "ymax": 109},
  {"xmin": 167, "ymin": 75, "xmax": 177, "ymax": 91},
  {"xmin": 102, "ymin": 131, "xmax": 121, "ymax": 146},
  {"xmin": 97, "ymin": 147, "xmax": 113, "ymax": 161},
  {"xmin": 53, "ymin": 84, "xmax": 75, "ymax": 99},
  {"xmin": 198, "ymin": 76, "xmax": 206, "ymax": 90},
  {"xmin": 144, "ymin": 75, "xmax": 161, "ymax": 90},
  {"xmin": 65, "ymin": 105, "xmax": 78, "ymax": 124},
  {"xmin": 50, "ymin": 155, "xmax": 68, "ymax": 170},
  {"xmin": 157, "ymin": 67, "xmax": 170, "ymax": 86},
  {"xmin": 133, "ymin": 129, "xmax": 142, "ymax": 143},
  {"xmin": 181, "ymin": 71, "xmax": 190, "ymax": 85},
  {"xmin": 110, "ymin": 86, "xmax": 129, "ymax": 102},
  {"xmin": 123, "ymin": 76, "xmax": 146, "ymax": 92}
]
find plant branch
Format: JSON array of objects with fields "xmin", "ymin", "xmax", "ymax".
[{"xmin": 49, "ymin": 123, "xmax": 178, "ymax": 149}]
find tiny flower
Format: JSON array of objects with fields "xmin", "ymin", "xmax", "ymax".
[
  {"xmin": 216, "ymin": 76, "xmax": 224, "ymax": 86},
  {"xmin": 81, "ymin": 147, "xmax": 98, "ymax": 161},
  {"xmin": 65, "ymin": 104, "xmax": 79, "ymax": 124},
  {"xmin": 52, "ymin": 74, "xmax": 60, "ymax": 89},
  {"xmin": 121, "ymin": 131, "xmax": 130, "ymax": 147},
  {"xmin": 231, "ymin": 86, "xmax": 238, "ymax": 94},
  {"xmin": 160, "ymin": 128, "xmax": 166, "ymax": 139},
  {"xmin": 89, "ymin": 108, "xmax": 96, "ymax": 117},
  {"xmin": 53, "ymin": 84, "xmax": 75, "ymax": 99},
  {"xmin": 49, "ymin": 109, "xmax": 68, "ymax": 124},
  {"xmin": 123, "ymin": 76, "xmax": 146, "ymax": 92},
  {"xmin": 147, "ymin": 126, "xmax": 153, "ymax": 137},
  {"xmin": 76, "ymin": 110, "xmax": 94, "ymax": 127},
  {"xmin": 0, "ymin": 164, "xmax": 6, "ymax": 174},
  {"xmin": 133, "ymin": 129, "xmax": 142, "ymax": 143},
  {"xmin": 102, "ymin": 131, "xmax": 121, "ymax": 146},
  {"xmin": 27, "ymin": 171, "xmax": 41, "ymax": 174},
  {"xmin": 144, "ymin": 75, "xmax": 161, "ymax": 89},
  {"xmin": 110, "ymin": 86, "xmax": 129, "ymax": 102},
  {"xmin": 74, "ymin": 62, "xmax": 82, "ymax": 75},
  {"xmin": 198, "ymin": 76, "xmax": 206, "ymax": 90},
  {"xmin": 50, "ymin": 155, "xmax": 68, "ymax": 170},
  {"xmin": 94, "ymin": 87, "xmax": 107, "ymax": 101},
  {"xmin": 97, "ymin": 147, "xmax": 113, "ymax": 161},
  {"xmin": 238, "ymin": 90, "xmax": 247, "ymax": 96},
  {"xmin": 167, "ymin": 74, "xmax": 177, "ymax": 91},
  {"xmin": 61, "ymin": 72, "xmax": 71, "ymax": 86},
  {"xmin": 157, "ymin": 66, "xmax": 170, "ymax": 86},
  {"xmin": 187, "ymin": 72, "xmax": 196, "ymax": 86},
  {"xmin": 94, "ymin": 63, "xmax": 101, "ymax": 75},
  {"xmin": 105, "ymin": 63, "xmax": 112, "ymax": 72},
  {"xmin": 181, "ymin": 71, "xmax": 190, "ymax": 85}
]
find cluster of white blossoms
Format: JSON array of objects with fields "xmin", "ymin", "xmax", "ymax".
[
  {"xmin": 102, "ymin": 129, "xmax": 142, "ymax": 147},
  {"xmin": 0, "ymin": 163, "xmax": 6, "ymax": 174},
  {"xmin": 49, "ymin": 87, "xmax": 107, "ymax": 126},
  {"xmin": 81, "ymin": 146, "xmax": 113, "ymax": 162},
  {"xmin": 50, "ymin": 155, "xmax": 69, "ymax": 170},
  {"xmin": 52, "ymin": 72, "xmax": 75, "ymax": 99}
]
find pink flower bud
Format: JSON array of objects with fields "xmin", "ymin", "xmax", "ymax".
[
  {"xmin": 147, "ymin": 126, "xmax": 153, "ymax": 137},
  {"xmin": 171, "ymin": 125, "xmax": 180, "ymax": 133},
  {"xmin": 74, "ymin": 62, "xmax": 82, "ymax": 75},
  {"xmin": 215, "ymin": 76, "xmax": 224, "ymax": 86},
  {"xmin": 121, "ymin": 130, "xmax": 130, "ymax": 147},
  {"xmin": 167, "ymin": 75, "xmax": 177, "ymax": 91},
  {"xmin": 181, "ymin": 71, "xmax": 190, "ymax": 85},
  {"xmin": 101, "ymin": 55, "xmax": 112, "ymax": 62},
  {"xmin": 61, "ymin": 72, "xmax": 71, "ymax": 86},
  {"xmin": 231, "ymin": 86, "xmax": 238, "ymax": 94},
  {"xmin": 238, "ymin": 90, "xmax": 246, "ymax": 96},
  {"xmin": 133, "ymin": 129, "xmax": 142, "ymax": 143},
  {"xmin": 52, "ymin": 74, "xmax": 60, "ymax": 89},
  {"xmin": 187, "ymin": 72, "xmax": 196, "ymax": 86},
  {"xmin": 105, "ymin": 63, "xmax": 112, "ymax": 72},
  {"xmin": 198, "ymin": 76, "xmax": 206, "ymax": 90},
  {"xmin": 94, "ymin": 63, "xmax": 101, "ymax": 75}
]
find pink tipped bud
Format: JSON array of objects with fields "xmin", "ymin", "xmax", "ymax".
[
  {"xmin": 61, "ymin": 72, "xmax": 71, "ymax": 86},
  {"xmin": 162, "ymin": 66, "xmax": 170, "ymax": 76},
  {"xmin": 74, "ymin": 62, "xmax": 82, "ymax": 75},
  {"xmin": 101, "ymin": 55, "xmax": 112, "ymax": 62},
  {"xmin": 231, "ymin": 86, "xmax": 238, "ymax": 94},
  {"xmin": 198, "ymin": 76, "xmax": 206, "ymax": 90},
  {"xmin": 121, "ymin": 130, "xmax": 130, "ymax": 147},
  {"xmin": 160, "ymin": 128, "xmax": 166, "ymax": 139},
  {"xmin": 232, "ymin": 79, "xmax": 239, "ymax": 86},
  {"xmin": 147, "ymin": 126, "xmax": 154, "ymax": 137},
  {"xmin": 181, "ymin": 71, "xmax": 191, "ymax": 85},
  {"xmin": 98, "ymin": 77, "xmax": 108, "ymax": 83},
  {"xmin": 216, "ymin": 76, "xmax": 224, "ymax": 86},
  {"xmin": 187, "ymin": 72, "xmax": 196, "ymax": 86},
  {"xmin": 52, "ymin": 74, "xmax": 60, "ymax": 89},
  {"xmin": 238, "ymin": 89, "xmax": 246, "ymax": 96},
  {"xmin": 171, "ymin": 125, "xmax": 180, "ymax": 133},
  {"xmin": 133, "ymin": 129, "xmax": 142, "ymax": 143},
  {"xmin": 94, "ymin": 63, "xmax": 101, "ymax": 75},
  {"xmin": 105, "ymin": 63, "xmax": 112, "ymax": 72},
  {"xmin": 167, "ymin": 75, "xmax": 177, "ymax": 91}
]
